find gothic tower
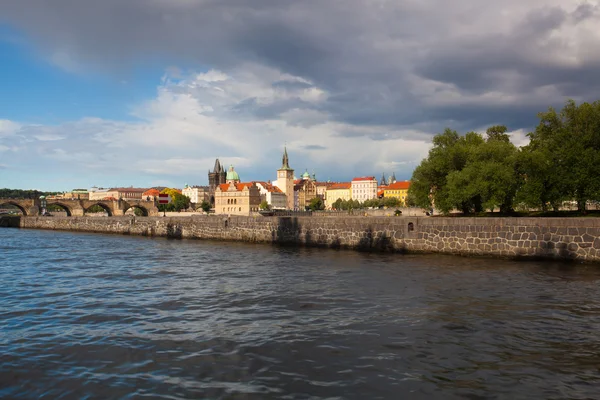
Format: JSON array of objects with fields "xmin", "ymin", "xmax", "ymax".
[
  {"xmin": 276, "ymin": 146, "xmax": 295, "ymax": 209},
  {"xmin": 208, "ymin": 158, "xmax": 227, "ymax": 204}
]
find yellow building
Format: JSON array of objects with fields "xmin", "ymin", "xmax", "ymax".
[
  {"xmin": 325, "ymin": 182, "xmax": 352, "ymax": 209},
  {"xmin": 383, "ymin": 181, "xmax": 411, "ymax": 205},
  {"xmin": 214, "ymin": 182, "xmax": 262, "ymax": 215}
]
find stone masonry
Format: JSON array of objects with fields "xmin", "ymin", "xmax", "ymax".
[{"xmin": 15, "ymin": 215, "xmax": 600, "ymax": 262}]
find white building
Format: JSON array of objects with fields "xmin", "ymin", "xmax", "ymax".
[
  {"xmin": 182, "ymin": 184, "xmax": 209, "ymax": 204},
  {"xmin": 351, "ymin": 176, "xmax": 378, "ymax": 202},
  {"xmin": 255, "ymin": 181, "xmax": 287, "ymax": 209}
]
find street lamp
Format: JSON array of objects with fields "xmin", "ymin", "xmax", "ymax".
[{"xmin": 39, "ymin": 195, "xmax": 47, "ymax": 216}]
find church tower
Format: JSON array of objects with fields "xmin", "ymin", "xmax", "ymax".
[{"xmin": 276, "ymin": 146, "xmax": 295, "ymax": 209}]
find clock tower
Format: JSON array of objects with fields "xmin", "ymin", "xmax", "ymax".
[{"xmin": 276, "ymin": 146, "xmax": 295, "ymax": 209}]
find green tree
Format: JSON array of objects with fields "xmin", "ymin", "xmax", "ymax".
[
  {"xmin": 409, "ymin": 129, "xmax": 481, "ymax": 214},
  {"xmin": 259, "ymin": 200, "xmax": 270, "ymax": 210},
  {"xmin": 383, "ymin": 197, "xmax": 402, "ymax": 208},
  {"xmin": 200, "ymin": 200, "xmax": 211, "ymax": 213},
  {"xmin": 446, "ymin": 128, "xmax": 519, "ymax": 213},
  {"xmin": 308, "ymin": 197, "xmax": 325, "ymax": 211},
  {"xmin": 520, "ymin": 100, "xmax": 600, "ymax": 211},
  {"xmin": 332, "ymin": 198, "xmax": 343, "ymax": 210}
]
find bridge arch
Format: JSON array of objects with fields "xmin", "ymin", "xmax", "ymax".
[
  {"xmin": 46, "ymin": 202, "xmax": 73, "ymax": 217},
  {"xmin": 124, "ymin": 205, "xmax": 149, "ymax": 216},
  {"xmin": 0, "ymin": 201, "xmax": 28, "ymax": 216},
  {"xmin": 84, "ymin": 203, "xmax": 113, "ymax": 217}
]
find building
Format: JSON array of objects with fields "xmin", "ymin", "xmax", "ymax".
[
  {"xmin": 106, "ymin": 187, "xmax": 148, "ymax": 200},
  {"xmin": 274, "ymin": 147, "xmax": 295, "ymax": 209},
  {"xmin": 208, "ymin": 159, "xmax": 227, "ymax": 204},
  {"xmin": 351, "ymin": 177, "xmax": 378, "ymax": 202},
  {"xmin": 182, "ymin": 184, "xmax": 209, "ymax": 204},
  {"xmin": 142, "ymin": 189, "xmax": 160, "ymax": 201},
  {"xmin": 383, "ymin": 181, "xmax": 411, "ymax": 205},
  {"xmin": 325, "ymin": 182, "xmax": 352, "ymax": 209},
  {"xmin": 294, "ymin": 170, "xmax": 318, "ymax": 210},
  {"xmin": 225, "ymin": 165, "xmax": 241, "ymax": 183},
  {"xmin": 214, "ymin": 182, "xmax": 262, "ymax": 215},
  {"xmin": 89, "ymin": 187, "xmax": 111, "ymax": 201},
  {"xmin": 255, "ymin": 181, "xmax": 287, "ymax": 209}
]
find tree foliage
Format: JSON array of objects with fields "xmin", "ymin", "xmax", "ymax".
[
  {"xmin": 409, "ymin": 99, "xmax": 600, "ymax": 214},
  {"xmin": 199, "ymin": 200, "xmax": 211, "ymax": 213},
  {"xmin": 308, "ymin": 197, "xmax": 325, "ymax": 211},
  {"xmin": 259, "ymin": 200, "xmax": 270, "ymax": 210},
  {"xmin": 157, "ymin": 188, "xmax": 191, "ymax": 212}
]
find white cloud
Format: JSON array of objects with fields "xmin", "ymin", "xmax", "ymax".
[{"xmin": 1, "ymin": 65, "xmax": 436, "ymax": 186}]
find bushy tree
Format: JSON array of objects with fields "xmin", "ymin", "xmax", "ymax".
[
  {"xmin": 308, "ymin": 197, "xmax": 325, "ymax": 211},
  {"xmin": 200, "ymin": 200, "xmax": 211, "ymax": 213},
  {"xmin": 383, "ymin": 197, "xmax": 402, "ymax": 208},
  {"xmin": 519, "ymin": 100, "xmax": 600, "ymax": 211},
  {"xmin": 259, "ymin": 200, "xmax": 270, "ymax": 210}
]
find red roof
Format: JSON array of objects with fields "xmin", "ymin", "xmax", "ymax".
[
  {"xmin": 386, "ymin": 181, "xmax": 411, "ymax": 190},
  {"xmin": 255, "ymin": 181, "xmax": 283, "ymax": 193},
  {"xmin": 143, "ymin": 189, "xmax": 160, "ymax": 196},
  {"xmin": 218, "ymin": 182, "xmax": 254, "ymax": 192},
  {"xmin": 352, "ymin": 176, "xmax": 376, "ymax": 181},
  {"xmin": 327, "ymin": 182, "xmax": 351, "ymax": 190}
]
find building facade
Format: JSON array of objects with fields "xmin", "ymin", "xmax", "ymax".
[
  {"xmin": 351, "ymin": 177, "xmax": 378, "ymax": 202},
  {"xmin": 255, "ymin": 181, "xmax": 287, "ymax": 209},
  {"xmin": 208, "ymin": 158, "xmax": 227, "ymax": 204},
  {"xmin": 214, "ymin": 182, "xmax": 262, "ymax": 215},
  {"xmin": 274, "ymin": 147, "xmax": 295, "ymax": 209},
  {"xmin": 383, "ymin": 181, "xmax": 411, "ymax": 205},
  {"xmin": 325, "ymin": 183, "xmax": 352, "ymax": 209},
  {"xmin": 182, "ymin": 184, "xmax": 209, "ymax": 204}
]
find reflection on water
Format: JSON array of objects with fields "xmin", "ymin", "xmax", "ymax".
[{"xmin": 1, "ymin": 229, "xmax": 600, "ymax": 399}]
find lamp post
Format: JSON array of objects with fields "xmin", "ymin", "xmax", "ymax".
[{"xmin": 39, "ymin": 195, "xmax": 47, "ymax": 216}]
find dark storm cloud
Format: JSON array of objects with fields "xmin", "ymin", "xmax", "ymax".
[
  {"xmin": 2, "ymin": 0, "xmax": 600, "ymax": 136},
  {"xmin": 301, "ymin": 145, "xmax": 327, "ymax": 151}
]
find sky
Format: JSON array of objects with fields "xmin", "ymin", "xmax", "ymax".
[{"xmin": 1, "ymin": 0, "xmax": 600, "ymax": 191}]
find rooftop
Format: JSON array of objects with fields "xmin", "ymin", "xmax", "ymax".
[
  {"xmin": 386, "ymin": 181, "xmax": 411, "ymax": 190},
  {"xmin": 352, "ymin": 176, "xmax": 376, "ymax": 182}
]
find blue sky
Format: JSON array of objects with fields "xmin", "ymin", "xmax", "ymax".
[{"xmin": 1, "ymin": 0, "xmax": 599, "ymax": 191}]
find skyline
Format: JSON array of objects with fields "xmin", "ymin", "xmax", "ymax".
[{"xmin": 2, "ymin": 1, "xmax": 600, "ymax": 191}]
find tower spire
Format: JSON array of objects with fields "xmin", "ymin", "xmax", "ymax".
[{"xmin": 281, "ymin": 146, "xmax": 291, "ymax": 170}]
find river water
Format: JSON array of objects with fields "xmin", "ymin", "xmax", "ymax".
[{"xmin": 1, "ymin": 228, "xmax": 600, "ymax": 399}]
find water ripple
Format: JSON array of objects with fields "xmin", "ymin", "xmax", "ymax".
[{"xmin": 1, "ymin": 228, "xmax": 600, "ymax": 399}]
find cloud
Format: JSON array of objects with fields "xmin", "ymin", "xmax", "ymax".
[
  {"xmin": 2, "ymin": 0, "xmax": 600, "ymax": 134},
  {"xmin": 301, "ymin": 145, "xmax": 327, "ymax": 151},
  {"xmin": 2, "ymin": 0, "xmax": 600, "ymax": 189}
]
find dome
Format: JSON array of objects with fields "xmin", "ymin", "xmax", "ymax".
[
  {"xmin": 226, "ymin": 165, "xmax": 240, "ymax": 182},
  {"xmin": 302, "ymin": 170, "xmax": 310, "ymax": 179}
]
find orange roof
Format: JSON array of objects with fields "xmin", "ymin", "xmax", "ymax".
[
  {"xmin": 217, "ymin": 182, "xmax": 254, "ymax": 192},
  {"xmin": 386, "ymin": 181, "xmax": 411, "ymax": 190},
  {"xmin": 143, "ymin": 189, "xmax": 160, "ymax": 196},
  {"xmin": 377, "ymin": 189, "xmax": 384, "ymax": 197},
  {"xmin": 352, "ymin": 176, "xmax": 376, "ymax": 181},
  {"xmin": 327, "ymin": 182, "xmax": 351, "ymax": 190},
  {"xmin": 103, "ymin": 196, "xmax": 118, "ymax": 201},
  {"xmin": 254, "ymin": 181, "xmax": 283, "ymax": 193}
]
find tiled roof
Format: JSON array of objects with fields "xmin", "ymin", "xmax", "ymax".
[
  {"xmin": 255, "ymin": 181, "xmax": 283, "ymax": 193},
  {"xmin": 111, "ymin": 187, "xmax": 149, "ymax": 193},
  {"xmin": 386, "ymin": 181, "xmax": 411, "ymax": 190},
  {"xmin": 217, "ymin": 182, "xmax": 254, "ymax": 192},
  {"xmin": 143, "ymin": 189, "xmax": 160, "ymax": 196},
  {"xmin": 352, "ymin": 176, "xmax": 376, "ymax": 181},
  {"xmin": 327, "ymin": 182, "xmax": 351, "ymax": 190}
]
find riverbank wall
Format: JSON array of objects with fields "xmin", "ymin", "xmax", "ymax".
[{"xmin": 12, "ymin": 215, "xmax": 600, "ymax": 262}]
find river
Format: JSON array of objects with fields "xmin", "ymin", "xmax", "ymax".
[{"xmin": 1, "ymin": 228, "xmax": 600, "ymax": 399}]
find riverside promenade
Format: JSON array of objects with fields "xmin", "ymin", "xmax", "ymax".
[{"xmin": 7, "ymin": 215, "xmax": 600, "ymax": 262}]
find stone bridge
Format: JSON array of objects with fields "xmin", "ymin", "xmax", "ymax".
[{"xmin": 0, "ymin": 198, "xmax": 160, "ymax": 216}]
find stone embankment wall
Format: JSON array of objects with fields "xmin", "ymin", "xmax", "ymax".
[{"xmin": 16, "ymin": 215, "xmax": 600, "ymax": 262}]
